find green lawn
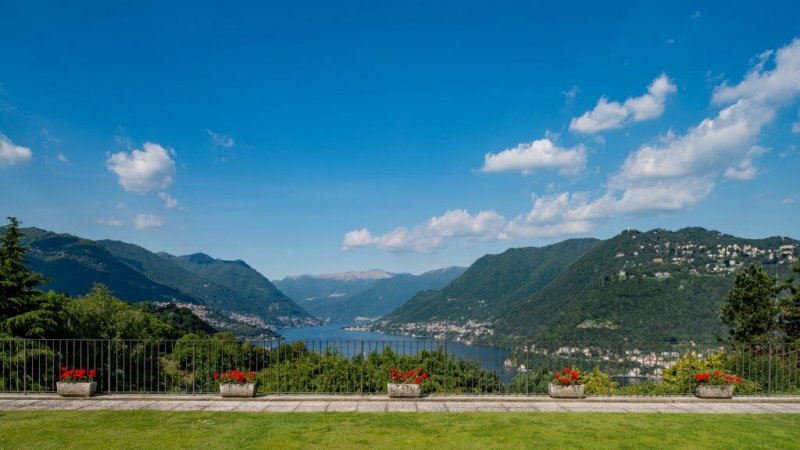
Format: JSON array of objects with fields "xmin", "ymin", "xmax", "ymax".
[{"xmin": 0, "ymin": 411, "xmax": 798, "ymax": 449}]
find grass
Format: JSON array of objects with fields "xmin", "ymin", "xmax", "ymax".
[{"xmin": 0, "ymin": 411, "xmax": 798, "ymax": 449}]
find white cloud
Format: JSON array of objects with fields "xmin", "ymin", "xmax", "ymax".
[
  {"xmin": 562, "ymin": 85, "xmax": 580, "ymax": 104},
  {"xmin": 792, "ymin": 121, "xmax": 800, "ymax": 134},
  {"xmin": 206, "ymin": 129, "xmax": 235, "ymax": 148},
  {"xmin": 133, "ymin": 214, "xmax": 165, "ymax": 231},
  {"xmin": 94, "ymin": 217, "xmax": 124, "ymax": 227},
  {"xmin": 158, "ymin": 192, "xmax": 178, "ymax": 209},
  {"xmin": 106, "ymin": 142, "xmax": 176, "ymax": 194},
  {"xmin": 690, "ymin": 11, "xmax": 701, "ymax": 19},
  {"xmin": 56, "ymin": 152, "xmax": 70, "ymax": 164},
  {"xmin": 342, "ymin": 209, "xmax": 508, "ymax": 253},
  {"xmin": 481, "ymin": 139, "xmax": 587, "ymax": 175},
  {"xmin": 783, "ymin": 197, "xmax": 796, "ymax": 205},
  {"xmin": 569, "ymin": 74, "xmax": 677, "ymax": 133},
  {"xmin": 616, "ymin": 39, "xmax": 800, "ymax": 188},
  {"xmin": 0, "ymin": 133, "xmax": 33, "ymax": 168},
  {"xmin": 344, "ymin": 39, "xmax": 800, "ymax": 253}
]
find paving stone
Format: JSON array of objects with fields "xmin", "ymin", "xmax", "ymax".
[
  {"xmin": 79, "ymin": 400, "xmax": 135, "ymax": 410},
  {"xmin": 170, "ymin": 401, "xmax": 214, "ymax": 411},
  {"xmin": 293, "ymin": 404, "xmax": 328, "ymax": 412},
  {"xmin": 416, "ymin": 402, "xmax": 449, "ymax": 412},
  {"xmin": 444, "ymin": 403, "xmax": 480, "ymax": 412},
  {"xmin": 326, "ymin": 402, "xmax": 359, "ymax": 412},
  {"xmin": 357, "ymin": 402, "xmax": 387, "ymax": 412},
  {"xmin": 201, "ymin": 402, "xmax": 240, "ymax": 411},
  {"xmin": 144, "ymin": 401, "xmax": 186, "ymax": 411},
  {"xmin": 1, "ymin": 396, "xmax": 799, "ymax": 413},
  {"xmin": 233, "ymin": 402, "xmax": 270, "ymax": 412},
  {"xmin": 386, "ymin": 402, "xmax": 417, "ymax": 412}
]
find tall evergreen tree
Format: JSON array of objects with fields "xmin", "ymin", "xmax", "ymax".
[
  {"xmin": 721, "ymin": 264, "xmax": 782, "ymax": 343},
  {"xmin": 0, "ymin": 217, "xmax": 54, "ymax": 337},
  {"xmin": 782, "ymin": 264, "xmax": 800, "ymax": 341}
]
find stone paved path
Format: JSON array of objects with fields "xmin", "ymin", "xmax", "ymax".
[{"xmin": 1, "ymin": 395, "xmax": 799, "ymax": 413}]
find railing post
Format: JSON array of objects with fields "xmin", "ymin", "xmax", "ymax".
[
  {"xmin": 443, "ymin": 340, "xmax": 448, "ymax": 397},
  {"xmin": 192, "ymin": 339, "xmax": 196, "ymax": 395},
  {"xmin": 22, "ymin": 340, "xmax": 27, "ymax": 394},
  {"xmin": 107, "ymin": 339, "xmax": 112, "ymax": 394},
  {"xmin": 768, "ymin": 343, "xmax": 772, "ymax": 396},
  {"xmin": 360, "ymin": 341, "xmax": 364, "ymax": 395}
]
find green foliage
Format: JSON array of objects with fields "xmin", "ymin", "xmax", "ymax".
[
  {"xmin": 0, "ymin": 217, "xmax": 63, "ymax": 338},
  {"xmin": 250, "ymin": 344, "xmax": 504, "ymax": 395},
  {"xmin": 583, "ymin": 366, "xmax": 618, "ymax": 395},
  {"xmin": 136, "ymin": 302, "xmax": 217, "ymax": 338},
  {"xmin": 507, "ymin": 367, "xmax": 551, "ymax": 394},
  {"xmin": 64, "ymin": 284, "xmax": 173, "ymax": 340},
  {"xmin": 781, "ymin": 264, "xmax": 800, "ymax": 340},
  {"xmin": 722, "ymin": 264, "xmax": 782, "ymax": 343}
]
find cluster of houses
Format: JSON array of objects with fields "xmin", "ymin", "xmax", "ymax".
[{"xmin": 616, "ymin": 239, "xmax": 797, "ymax": 280}]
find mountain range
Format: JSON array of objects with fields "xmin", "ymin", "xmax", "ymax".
[
  {"xmin": 15, "ymin": 225, "xmax": 800, "ymax": 345},
  {"xmin": 374, "ymin": 228, "xmax": 799, "ymax": 345},
  {"xmin": 276, "ymin": 267, "xmax": 467, "ymax": 320},
  {"xmin": 19, "ymin": 228, "xmax": 317, "ymax": 333}
]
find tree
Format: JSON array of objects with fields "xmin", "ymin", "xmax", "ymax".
[
  {"xmin": 0, "ymin": 217, "xmax": 47, "ymax": 318},
  {"xmin": 64, "ymin": 283, "xmax": 172, "ymax": 339},
  {"xmin": 781, "ymin": 264, "xmax": 800, "ymax": 342},
  {"xmin": 721, "ymin": 264, "xmax": 782, "ymax": 343},
  {"xmin": 0, "ymin": 217, "xmax": 57, "ymax": 337}
]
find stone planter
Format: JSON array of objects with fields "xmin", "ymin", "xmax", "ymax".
[
  {"xmin": 219, "ymin": 383, "xmax": 257, "ymax": 398},
  {"xmin": 548, "ymin": 383, "xmax": 585, "ymax": 399},
  {"xmin": 387, "ymin": 383, "xmax": 422, "ymax": 398},
  {"xmin": 56, "ymin": 381, "xmax": 97, "ymax": 397},
  {"xmin": 695, "ymin": 385, "xmax": 734, "ymax": 399}
]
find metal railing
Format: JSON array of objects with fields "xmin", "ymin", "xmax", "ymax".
[{"xmin": 1, "ymin": 338, "xmax": 798, "ymax": 396}]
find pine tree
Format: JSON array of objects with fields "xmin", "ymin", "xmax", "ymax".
[
  {"xmin": 721, "ymin": 264, "xmax": 781, "ymax": 343},
  {"xmin": 0, "ymin": 217, "xmax": 51, "ymax": 336}
]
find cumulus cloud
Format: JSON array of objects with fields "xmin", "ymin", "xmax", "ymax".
[
  {"xmin": 158, "ymin": 192, "xmax": 178, "ymax": 209},
  {"xmin": 481, "ymin": 139, "xmax": 587, "ymax": 175},
  {"xmin": 346, "ymin": 39, "xmax": 800, "ymax": 252},
  {"xmin": 0, "ymin": 133, "xmax": 33, "ymax": 168},
  {"xmin": 783, "ymin": 197, "xmax": 796, "ymax": 205},
  {"xmin": 342, "ymin": 209, "xmax": 508, "ymax": 253},
  {"xmin": 133, "ymin": 214, "xmax": 165, "ymax": 231},
  {"xmin": 106, "ymin": 142, "xmax": 176, "ymax": 194},
  {"xmin": 206, "ymin": 129, "xmax": 235, "ymax": 148},
  {"xmin": 542, "ymin": 38, "xmax": 800, "ymax": 233},
  {"xmin": 569, "ymin": 74, "xmax": 677, "ymax": 133},
  {"xmin": 94, "ymin": 217, "xmax": 125, "ymax": 227}
]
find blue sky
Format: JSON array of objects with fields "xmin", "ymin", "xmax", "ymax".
[{"xmin": 1, "ymin": 1, "xmax": 799, "ymax": 279}]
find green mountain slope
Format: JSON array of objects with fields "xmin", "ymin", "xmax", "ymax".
[
  {"xmin": 301, "ymin": 267, "xmax": 467, "ymax": 320},
  {"xmin": 20, "ymin": 228, "xmax": 316, "ymax": 330},
  {"xmin": 166, "ymin": 253, "xmax": 312, "ymax": 324},
  {"xmin": 496, "ymin": 228, "xmax": 799, "ymax": 345},
  {"xmin": 374, "ymin": 238, "xmax": 600, "ymax": 338}
]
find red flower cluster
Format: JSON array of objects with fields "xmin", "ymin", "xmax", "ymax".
[
  {"xmin": 694, "ymin": 370, "xmax": 743, "ymax": 384},
  {"xmin": 552, "ymin": 367, "xmax": 582, "ymax": 386},
  {"xmin": 59, "ymin": 367, "xmax": 96, "ymax": 383},
  {"xmin": 212, "ymin": 369, "xmax": 257, "ymax": 384},
  {"xmin": 389, "ymin": 368, "xmax": 429, "ymax": 385}
]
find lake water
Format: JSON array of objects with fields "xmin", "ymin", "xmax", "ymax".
[{"xmin": 276, "ymin": 323, "xmax": 518, "ymax": 380}]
